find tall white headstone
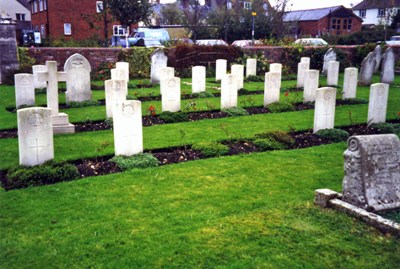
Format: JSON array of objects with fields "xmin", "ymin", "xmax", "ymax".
[
  {"xmin": 32, "ymin": 65, "xmax": 47, "ymax": 89},
  {"xmin": 18, "ymin": 107, "xmax": 54, "ymax": 166},
  {"xmin": 15, "ymin": 73, "xmax": 35, "ymax": 108},
  {"xmin": 264, "ymin": 72, "xmax": 281, "ymax": 106},
  {"xmin": 192, "ymin": 66, "xmax": 206, "ymax": 93},
  {"xmin": 113, "ymin": 100, "xmax": 143, "ymax": 156},
  {"xmin": 246, "ymin": 58, "xmax": 257, "ymax": 77},
  {"xmin": 64, "ymin": 53, "xmax": 92, "ymax": 104},
  {"xmin": 367, "ymin": 83, "xmax": 389, "ymax": 124},
  {"xmin": 231, "ymin": 64, "xmax": 244, "ymax": 90},
  {"xmin": 115, "ymin": 62, "xmax": 129, "ymax": 82},
  {"xmin": 303, "ymin": 70, "xmax": 319, "ymax": 103},
  {"xmin": 327, "ymin": 61, "xmax": 339, "ymax": 86},
  {"xmin": 221, "ymin": 74, "xmax": 237, "ymax": 109},
  {"xmin": 322, "ymin": 48, "xmax": 337, "ymax": 75},
  {"xmin": 216, "ymin": 59, "xmax": 227, "ymax": 81},
  {"xmin": 161, "ymin": 77, "xmax": 181, "ymax": 112},
  {"xmin": 313, "ymin": 87, "xmax": 337, "ymax": 133},
  {"xmin": 105, "ymin": 79, "xmax": 128, "ymax": 119},
  {"xmin": 381, "ymin": 47, "xmax": 395, "ymax": 84},
  {"xmin": 297, "ymin": 62, "xmax": 310, "ymax": 88},
  {"xmin": 359, "ymin": 52, "xmax": 375, "ymax": 86},
  {"xmin": 159, "ymin": 67, "xmax": 175, "ymax": 95},
  {"xmin": 150, "ymin": 49, "xmax": 168, "ymax": 84},
  {"xmin": 343, "ymin": 67, "xmax": 358, "ymax": 99}
]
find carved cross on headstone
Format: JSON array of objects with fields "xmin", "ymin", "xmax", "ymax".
[{"xmin": 29, "ymin": 138, "xmax": 45, "ymax": 163}]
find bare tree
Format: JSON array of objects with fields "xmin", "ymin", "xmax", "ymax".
[{"xmin": 269, "ymin": 0, "xmax": 293, "ymax": 39}]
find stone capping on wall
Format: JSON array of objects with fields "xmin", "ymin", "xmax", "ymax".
[{"xmin": 314, "ymin": 189, "xmax": 400, "ymax": 236}]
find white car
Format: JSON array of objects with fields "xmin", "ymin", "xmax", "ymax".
[
  {"xmin": 385, "ymin": 36, "xmax": 400, "ymax": 45},
  {"xmin": 294, "ymin": 38, "xmax": 328, "ymax": 46},
  {"xmin": 195, "ymin": 39, "xmax": 228, "ymax": 46},
  {"xmin": 231, "ymin": 40, "xmax": 263, "ymax": 47}
]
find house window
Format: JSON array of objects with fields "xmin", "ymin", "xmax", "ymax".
[
  {"xmin": 16, "ymin": 13, "xmax": 26, "ymax": 21},
  {"xmin": 347, "ymin": 19, "xmax": 352, "ymax": 30},
  {"xmin": 33, "ymin": 1, "xmax": 38, "ymax": 13},
  {"xmin": 44, "ymin": 0, "xmax": 47, "ymax": 10},
  {"xmin": 64, "ymin": 23, "xmax": 72, "ymax": 35},
  {"xmin": 243, "ymin": 2, "xmax": 252, "ymax": 10},
  {"xmin": 343, "ymin": 19, "xmax": 352, "ymax": 31},
  {"xmin": 39, "ymin": 0, "xmax": 43, "ymax": 11},
  {"xmin": 96, "ymin": 1, "xmax": 103, "ymax": 13},
  {"xmin": 359, "ymin": 9, "xmax": 366, "ymax": 18},
  {"xmin": 331, "ymin": 18, "xmax": 341, "ymax": 30},
  {"xmin": 378, "ymin": 8, "xmax": 386, "ymax": 17}
]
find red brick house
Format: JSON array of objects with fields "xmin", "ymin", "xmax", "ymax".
[
  {"xmin": 29, "ymin": 0, "xmax": 118, "ymax": 41},
  {"xmin": 284, "ymin": 6, "xmax": 363, "ymax": 37}
]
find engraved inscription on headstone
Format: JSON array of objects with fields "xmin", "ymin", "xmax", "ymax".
[
  {"xmin": 221, "ymin": 74, "xmax": 237, "ymax": 109},
  {"xmin": 64, "ymin": 53, "xmax": 92, "ymax": 104},
  {"xmin": 105, "ymin": 79, "xmax": 127, "ymax": 118},
  {"xmin": 343, "ymin": 67, "xmax": 358, "ymax": 100},
  {"xmin": 264, "ymin": 71, "xmax": 280, "ymax": 106},
  {"xmin": 303, "ymin": 70, "xmax": 319, "ymax": 103},
  {"xmin": 15, "ymin": 73, "xmax": 35, "ymax": 108},
  {"xmin": 161, "ymin": 77, "xmax": 180, "ymax": 112},
  {"xmin": 367, "ymin": 83, "xmax": 389, "ymax": 124},
  {"xmin": 313, "ymin": 87, "xmax": 336, "ymax": 133},
  {"xmin": 192, "ymin": 66, "xmax": 206, "ymax": 93}
]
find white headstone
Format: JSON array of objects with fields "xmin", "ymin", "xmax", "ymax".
[
  {"xmin": 359, "ymin": 52, "xmax": 375, "ymax": 86},
  {"xmin": 303, "ymin": 69, "xmax": 320, "ymax": 103},
  {"xmin": 246, "ymin": 58, "xmax": 257, "ymax": 77},
  {"xmin": 264, "ymin": 71, "xmax": 281, "ymax": 106},
  {"xmin": 115, "ymin": 62, "xmax": 129, "ymax": 82},
  {"xmin": 192, "ymin": 66, "xmax": 206, "ymax": 93},
  {"xmin": 32, "ymin": 65, "xmax": 47, "ymax": 89},
  {"xmin": 381, "ymin": 47, "xmax": 395, "ymax": 84},
  {"xmin": 15, "ymin": 73, "xmax": 35, "ymax": 108},
  {"xmin": 367, "ymin": 83, "xmax": 389, "ymax": 124},
  {"xmin": 215, "ymin": 59, "xmax": 227, "ymax": 81},
  {"xmin": 301, "ymin": 57, "xmax": 310, "ymax": 64},
  {"xmin": 343, "ymin": 67, "xmax": 358, "ymax": 100},
  {"xmin": 231, "ymin": 64, "xmax": 244, "ymax": 90},
  {"xmin": 150, "ymin": 49, "xmax": 168, "ymax": 84},
  {"xmin": 373, "ymin": 45, "xmax": 382, "ymax": 73},
  {"xmin": 113, "ymin": 100, "xmax": 143, "ymax": 156},
  {"xmin": 161, "ymin": 77, "xmax": 181, "ymax": 112},
  {"xmin": 105, "ymin": 79, "xmax": 128, "ymax": 119},
  {"xmin": 159, "ymin": 67, "xmax": 175, "ymax": 95},
  {"xmin": 221, "ymin": 74, "xmax": 237, "ymax": 109},
  {"xmin": 313, "ymin": 87, "xmax": 337, "ymax": 133},
  {"xmin": 18, "ymin": 107, "xmax": 54, "ymax": 166},
  {"xmin": 270, "ymin": 63, "xmax": 282, "ymax": 73},
  {"xmin": 322, "ymin": 48, "xmax": 337, "ymax": 74},
  {"xmin": 64, "ymin": 53, "xmax": 92, "ymax": 104},
  {"xmin": 297, "ymin": 62, "xmax": 310, "ymax": 88},
  {"xmin": 327, "ymin": 61, "xmax": 339, "ymax": 86}
]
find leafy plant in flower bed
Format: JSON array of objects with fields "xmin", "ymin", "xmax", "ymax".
[
  {"xmin": 245, "ymin": 75, "xmax": 264, "ymax": 82},
  {"xmin": 253, "ymin": 138, "xmax": 285, "ymax": 151},
  {"xmin": 159, "ymin": 111, "xmax": 189, "ymax": 123},
  {"xmin": 192, "ymin": 141, "xmax": 229, "ymax": 157},
  {"xmin": 67, "ymin": 100, "xmax": 101, "ymax": 108},
  {"xmin": 342, "ymin": 98, "xmax": 368, "ymax": 105},
  {"xmin": 267, "ymin": 102, "xmax": 295, "ymax": 113},
  {"xmin": 371, "ymin": 122, "xmax": 400, "ymax": 135},
  {"xmin": 222, "ymin": 107, "xmax": 249, "ymax": 117},
  {"xmin": 3, "ymin": 161, "xmax": 79, "ymax": 190},
  {"xmin": 109, "ymin": 153, "xmax": 159, "ymax": 171},
  {"xmin": 315, "ymin": 128, "xmax": 350, "ymax": 143},
  {"xmin": 254, "ymin": 130, "xmax": 295, "ymax": 149}
]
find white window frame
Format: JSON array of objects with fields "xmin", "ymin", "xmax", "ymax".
[
  {"xmin": 378, "ymin": 8, "xmax": 386, "ymax": 17},
  {"xmin": 39, "ymin": 0, "xmax": 43, "ymax": 12},
  {"xmin": 243, "ymin": 2, "xmax": 252, "ymax": 10},
  {"xmin": 359, "ymin": 9, "xmax": 366, "ymax": 18},
  {"xmin": 16, "ymin": 13, "xmax": 26, "ymax": 21},
  {"xmin": 44, "ymin": 0, "xmax": 47, "ymax": 10},
  {"xmin": 33, "ymin": 1, "xmax": 38, "ymax": 13},
  {"xmin": 64, "ymin": 23, "xmax": 72, "ymax": 35},
  {"xmin": 113, "ymin": 25, "xmax": 126, "ymax": 36},
  {"xmin": 96, "ymin": 1, "xmax": 104, "ymax": 13}
]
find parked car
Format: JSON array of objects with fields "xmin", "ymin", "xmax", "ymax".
[
  {"xmin": 128, "ymin": 28, "xmax": 170, "ymax": 45},
  {"xmin": 294, "ymin": 38, "xmax": 328, "ymax": 46},
  {"xmin": 231, "ymin": 39, "xmax": 263, "ymax": 47},
  {"xmin": 169, "ymin": 38, "xmax": 194, "ymax": 46},
  {"xmin": 384, "ymin": 35, "xmax": 400, "ymax": 45},
  {"xmin": 195, "ymin": 39, "xmax": 228, "ymax": 46},
  {"xmin": 133, "ymin": 38, "xmax": 164, "ymax": 48}
]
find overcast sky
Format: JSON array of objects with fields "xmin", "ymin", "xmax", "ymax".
[{"xmin": 272, "ymin": 0, "xmax": 364, "ymax": 11}]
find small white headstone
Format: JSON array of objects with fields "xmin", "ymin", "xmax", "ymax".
[
  {"xmin": 327, "ymin": 61, "xmax": 339, "ymax": 86},
  {"xmin": 246, "ymin": 58, "xmax": 257, "ymax": 77},
  {"xmin": 303, "ymin": 70, "xmax": 319, "ymax": 103},
  {"xmin": 216, "ymin": 59, "xmax": 227, "ymax": 81},
  {"xmin": 381, "ymin": 47, "xmax": 395, "ymax": 84},
  {"xmin": 115, "ymin": 62, "xmax": 129, "ymax": 82},
  {"xmin": 18, "ymin": 107, "xmax": 54, "ymax": 166},
  {"xmin": 150, "ymin": 49, "xmax": 168, "ymax": 84},
  {"xmin": 301, "ymin": 57, "xmax": 310, "ymax": 64},
  {"xmin": 359, "ymin": 52, "xmax": 375, "ymax": 86},
  {"xmin": 322, "ymin": 48, "xmax": 337, "ymax": 74},
  {"xmin": 159, "ymin": 67, "xmax": 175, "ymax": 95},
  {"xmin": 343, "ymin": 67, "xmax": 358, "ymax": 99},
  {"xmin": 105, "ymin": 79, "xmax": 127, "ymax": 119},
  {"xmin": 313, "ymin": 87, "xmax": 337, "ymax": 133},
  {"xmin": 221, "ymin": 74, "xmax": 237, "ymax": 109},
  {"xmin": 264, "ymin": 72, "xmax": 281, "ymax": 106},
  {"xmin": 270, "ymin": 63, "xmax": 282, "ymax": 73},
  {"xmin": 161, "ymin": 77, "xmax": 181, "ymax": 112},
  {"xmin": 32, "ymin": 65, "xmax": 47, "ymax": 89},
  {"xmin": 297, "ymin": 62, "xmax": 310, "ymax": 88},
  {"xmin": 113, "ymin": 100, "xmax": 143, "ymax": 156},
  {"xmin": 192, "ymin": 66, "xmax": 206, "ymax": 93},
  {"xmin": 64, "ymin": 53, "xmax": 92, "ymax": 104},
  {"xmin": 367, "ymin": 83, "xmax": 389, "ymax": 124},
  {"xmin": 15, "ymin": 73, "xmax": 35, "ymax": 108},
  {"xmin": 231, "ymin": 64, "xmax": 244, "ymax": 90}
]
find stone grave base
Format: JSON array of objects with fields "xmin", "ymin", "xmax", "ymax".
[
  {"xmin": 52, "ymin": 113, "xmax": 75, "ymax": 134},
  {"xmin": 314, "ymin": 189, "xmax": 400, "ymax": 236}
]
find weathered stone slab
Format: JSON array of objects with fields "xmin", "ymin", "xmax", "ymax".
[
  {"xmin": 0, "ymin": 22, "xmax": 19, "ymax": 83},
  {"xmin": 381, "ymin": 47, "xmax": 395, "ymax": 84},
  {"xmin": 105, "ymin": 79, "xmax": 127, "ymax": 118},
  {"xmin": 64, "ymin": 53, "xmax": 92, "ymax": 104},
  {"xmin": 18, "ymin": 107, "xmax": 54, "ymax": 166},
  {"xmin": 373, "ymin": 45, "xmax": 382, "ymax": 73},
  {"xmin": 264, "ymin": 71, "xmax": 281, "ymax": 106},
  {"xmin": 342, "ymin": 134, "xmax": 400, "ymax": 212},
  {"xmin": 113, "ymin": 100, "xmax": 143, "ymax": 156},
  {"xmin": 343, "ymin": 67, "xmax": 358, "ymax": 99},
  {"xmin": 161, "ymin": 77, "xmax": 181, "ymax": 112},
  {"xmin": 15, "ymin": 73, "xmax": 35, "ymax": 108},
  {"xmin": 231, "ymin": 64, "xmax": 244, "ymax": 90},
  {"xmin": 221, "ymin": 74, "xmax": 237, "ymax": 109},
  {"xmin": 32, "ymin": 65, "xmax": 47, "ymax": 89},
  {"xmin": 359, "ymin": 52, "xmax": 375, "ymax": 86},
  {"xmin": 327, "ymin": 61, "xmax": 339, "ymax": 86},
  {"xmin": 215, "ymin": 59, "xmax": 227, "ymax": 82},
  {"xmin": 303, "ymin": 69, "xmax": 319, "ymax": 103},
  {"xmin": 192, "ymin": 66, "xmax": 206, "ymax": 93},
  {"xmin": 322, "ymin": 48, "xmax": 336, "ymax": 74},
  {"xmin": 246, "ymin": 58, "xmax": 257, "ymax": 77},
  {"xmin": 297, "ymin": 62, "xmax": 310, "ymax": 88},
  {"xmin": 313, "ymin": 87, "xmax": 336, "ymax": 133},
  {"xmin": 150, "ymin": 49, "xmax": 168, "ymax": 84}
]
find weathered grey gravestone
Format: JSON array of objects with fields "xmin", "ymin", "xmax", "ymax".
[
  {"xmin": 15, "ymin": 73, "xmax": 35, "ymax": 108},
  {"xmin": 303, "ymin": 70, "xmax": 319, "ymax": 103},
  {"xmin": 216, "ymin": 59, "xmax": 227, "ymax": 82},
  {"xmin": 264, "ymin": 71, "xmax": 280, "ymax": 106},
  {"xmin": 373, "ymin": 45, "xmax": 382, "ymax": 73},
  {"xmin": 246, "ymin": 58, "xmax": 257, "ymax": 77},
  {"xmin": 161, "ymin": 77, "xmax": 181, "ymax": 112},
  {"xmin": 359, "ymin": 52, "xmax": 375, "ymax": 86},
  {"xmin": 32, "ymin": 65, "xmax": 47, "ymax": 89},
  {"xmin": 343, "ymin": 67, "xmax": 358, "ymax": 100},
  {"xmin": 342, "ymin": 134, "xmax": 400, "ymax": 211},
  {"xmin": 221, "ymin": 74, "xmax": 237, "ymax": 109},
  {"xmin": 322, "ymin": 48, "xmax": 336, "ymax": 75},
  {"xmin": 313, "ymin": 87, "xmax": 336, "ymax": 133},
  {"xmin": 64, "ymin": 53, "xmax": 92, "ymax": 104},
  {"xmin": 18, "ymin": 107, "xmax": 54, "ymax": 166},
  {"xmin": 150, "ymin": 49, "xmax": 168, "ymax": 84},
  {"xmin": 105, "ymin": 79, "xmax": 127, "ymax": 119},
  {"xmin": 368, "ymin": 83, "xmax": 389, "ymax": 124},
  {"xmin": 192, "ymin": 66, "xmax": 206, "ymax": 93},
  {"xmin": 113, "ymin": 100, "xmax": 143, "ymax": 156},
  {"xmin": 231, "ymin": 64, "xmax": 244, "ymax": 91},
  {"xmin": 0, "ymin": 20, "xmax": 19, "ymax": 84},
  {"xmin": 381, "ymin": 47, "xmax": 395, "ymax": 84}
]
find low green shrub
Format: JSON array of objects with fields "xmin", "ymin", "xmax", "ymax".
[
  {"xmin": 244, "ymin": 75, "xmax": 264, "ymax": 82},
  {"xmin": 3, "ymin": 161, "xmax": 79, "ymax": 190},
  {"xmin": 67, "ymin": 100, "xmax": 100, "ymax": 108},
  {"xmin": 267, "ymin": 102, "xmax": 295, "ymax": 113},
  {"xmin": 104, "ymin": 118, "xmax": 113, "ymax": 128},
  {"xmin": 372, "ymin": 123, "xmax": 400, "ymax": 134},
  {"xmin": 110, "ymin": 153, "xmax": 159, "ymax": 171},
  {"xmin": 190, "ymin": 92, "xmax": 215, "ymax": 98},
  {"xmin": 192, "ymin": 141, "xmax": 230, "ymax": 157},
  {"xmin": 159, "ymin": 112, "xmax": 189, "ymax": 123},
  {"xmin": 315, "ymin": 129, "xmax": 349, "ymax": 142},
  {"xmin": 222, "ymin": 107, "xmax": 249, "ymax": 117},
  {"xmin": 253, "ymin": 138, "xmax": 285, "ymax": 151},
  {"xmin": 254, "ymin": 130, "xmax": 294, "ymax": 148},
  {"xmin": 342, "ymin": 98, "xmax": 368, "ymax": 104}
]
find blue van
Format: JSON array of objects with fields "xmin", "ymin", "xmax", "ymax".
[{"xmin": 128, "ymin": 28, "xmax": 170, "ymax": 45}]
